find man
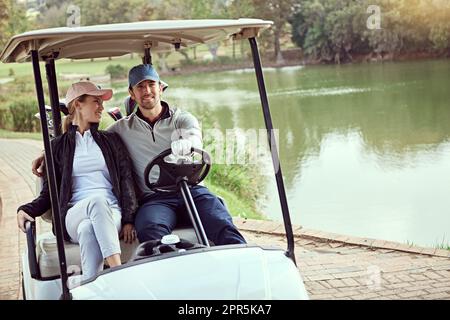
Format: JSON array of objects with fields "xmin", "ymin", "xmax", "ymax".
[{"xmin": 33, "ymin": 64, "xmax": 246, "ymax": 246}]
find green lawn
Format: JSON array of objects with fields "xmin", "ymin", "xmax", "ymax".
[
  {"xmin": 0, "ymin": 56, "xmax": 141, "ymax": 78},
  {"xmin": 0, "ymin": 128, "xmax": 42, "ymax": 140}
]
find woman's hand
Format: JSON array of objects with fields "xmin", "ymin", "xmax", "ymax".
[
  {"xmin": 120, "ymin": 223, "xmax": 136, "ymax": 244},
  {"xmin": 17, "ymin": 210, "xmax": 35, "ymax": 232}
]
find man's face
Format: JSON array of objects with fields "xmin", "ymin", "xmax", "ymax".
[{"xmin": 129, "ymin": 80, "xmax": 163, "ymax": 110}]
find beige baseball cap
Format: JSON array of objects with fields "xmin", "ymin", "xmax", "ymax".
[{"xmin": 65, "ymin": 81, "xmax": 113, "ymax": 105}]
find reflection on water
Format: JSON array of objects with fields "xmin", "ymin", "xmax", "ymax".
[{"xmin": 112, "ymin": 59, "xmax": 450, "ymax": 248}]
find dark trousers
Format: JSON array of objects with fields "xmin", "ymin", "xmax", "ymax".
[{"xmin": 135, "ymin": 186, "xmax": 246, "ymax": 245}]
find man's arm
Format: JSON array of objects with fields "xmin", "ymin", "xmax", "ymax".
[
  {"xmin": 32, "ymin": 152, "xmax": 45, "ymax": 177},
  {"xmin": 173, "ymin": 111, "xmax": 203, "ymax": 149},
  {"xmin": 105, "ymin": 120, "xmax": 118, "ymax": 133},
  {"xmin": 31, "ymin": 134, "xmax": 62, "ymax": 177}
]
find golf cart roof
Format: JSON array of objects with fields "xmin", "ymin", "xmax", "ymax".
[{"xmin": 0, "ymin": 19, "xmax": 272, "ymax": 63}]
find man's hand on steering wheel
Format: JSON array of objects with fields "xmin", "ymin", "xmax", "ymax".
[
  {"xmin": 167, "ymin": 139, "xmax": 193, "ymax": 164},
  {"xmin": 171, "ymin": 139, "xmax": 192, "ymax": 157},
  {"xmin": 144, "ymin": 147, "xmax": 211, "ymax": 192}
]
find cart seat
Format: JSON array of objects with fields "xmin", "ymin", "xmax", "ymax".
[
  {"xmin": 32, "ymin": 179, "xmax": 207, "ymax": 278},
  {"xmin": 35, "ymin": 227, "xmax": 198, "ymax": 278}
]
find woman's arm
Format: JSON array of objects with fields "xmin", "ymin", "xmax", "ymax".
[
  {"xmin": 17, "ymin": 175, "xmax": 51, "ymax": 219},
  {"xmin": 17, "ymin": 137, "xmax": 61, "ymax": 222}
]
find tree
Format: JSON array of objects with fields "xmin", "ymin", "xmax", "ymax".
[
  {"xmin": 73, "ymin": 0, "xmax": 147, "ymax": 25},
  {"xmin": 36, "ymin": 1, "xmax": 71, "ymax": 28},
  {"xmin": 0, "ymin": 0, "xmax": 30, "ymax": 51},
  {"xmin": 290, "ymin": 0, "xmax": 450, "ymax": 63},
  {"xmin": 0, "ymin": 0, "xmax": 9, "ymax": 48},
  {"xmin": 424, "ymin": 0, "xmax": 450, "ymax": 52},
  {"xmin": 182, "ymin": 0, "xmax": 235, "ymax": 60},
  {"xmin": 132, "ymin": 0, "xmax": 190, "ymax": 67},
  {"xmin": 248, "ymin": 0, "xmax": 298, "ymax": 64},
  {"xmin": 290, "ymin": 0, "xmax": 332, "ymax": 62},
  {"xmin": 138, "ymin": 0, "xmax": 237, "ymax": 61}
]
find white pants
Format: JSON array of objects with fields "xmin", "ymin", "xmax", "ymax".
[{"xmin": 65, "ymin": 195, "xmax": 122, "ymax": 280}]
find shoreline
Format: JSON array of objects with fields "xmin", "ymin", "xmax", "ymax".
[
  {"xmin": 155, "ymin": 51, "xmax": 450, "ymax": 77},
  {"xmin": 1, "ymin": 53, "xmax": 448, "ymax": 84},
  {"xmin": 233, "ymin": 217, "xmax": 450, "ymax": 258}
]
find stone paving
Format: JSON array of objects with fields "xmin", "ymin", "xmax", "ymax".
[
  {"xmin": 239, "ymin": 229, "xmax": 450, "ymax": 300},
  {"xmin": 0, "ymin": 139, "xmax": 44, "ymax": 300},
  {"xmin": 0, "ymin": 138, "xmax": 449, "ymax": 300}
]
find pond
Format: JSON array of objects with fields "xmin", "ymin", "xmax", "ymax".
[{"xmin": 110, "ymin": 59, "xmax": 450, "ymax": 248}]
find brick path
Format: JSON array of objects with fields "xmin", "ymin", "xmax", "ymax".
[
  {"xmin": 0, "ymin": 138, "xmax": 449, "ymax": 300},
  {"xmin": 0, "ymin": 139, "xmax": 43, "ymax": 299},
  {"xmin": 238, "ymin": 230, "xmax": 450, "ymax": 300}
]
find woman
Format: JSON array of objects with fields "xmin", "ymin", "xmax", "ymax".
[{"xmin": 17, "ymin": 81, "xmax": 137, "ymax": 281}]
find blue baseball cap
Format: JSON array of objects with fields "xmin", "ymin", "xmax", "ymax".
[
  {"xmin": 128, "ymin": 64, "xmax": 169, "ymax": 91},
  {"xmin": 128, "ymin": 64, "xmax": 160, "ymax": 88}
]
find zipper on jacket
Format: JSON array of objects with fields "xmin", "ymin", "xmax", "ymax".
[{"xmin": 151, "ymin": 130, "xmax": 155, "ymax": 142}]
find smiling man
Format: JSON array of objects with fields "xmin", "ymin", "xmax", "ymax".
[{"xmin": 107, "ymin": 64, "xmax": 246, "ymax": 245}]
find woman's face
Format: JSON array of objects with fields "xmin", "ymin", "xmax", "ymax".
[{"xmin": 75, "ymin": 95, "xmax": 104, "ymax": 123}]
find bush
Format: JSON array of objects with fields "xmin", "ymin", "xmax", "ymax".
[
  {"xmin": 9, "ymin": 76, "xmax": 35, "ymax": 94},
  {"xmin": 105, "ymin": 64, "xmax": 127, "ymax": 80},
  {"xmin": 205, "ymin": 163, "xmax": 265, "ymax": 204},
  {"xmin": 198, "ymin": 108, "xmax": 266, "ymax": 218},
  {"xmin": 0, "ymin": 109, "xmax": 12, "ymax": 130},
  {"xmin": 215, "ymin": 56, "xmax": 233, "ymax": 64},
  {"xmin": 7, "ymin": 97, "xmax": 40, "ymax": 132}
]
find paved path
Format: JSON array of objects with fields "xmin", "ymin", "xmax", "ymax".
[
  {"xmin": 0, "ymin": 138, "xmax": 449, "ymax": 300},
  {"xmin": 0, "ymin": 139, "xmax": 44, "ymax": 299}
]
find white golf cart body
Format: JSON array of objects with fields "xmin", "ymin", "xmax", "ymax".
[
  {"xmin": 22, "ymin": 237, "xmax": 306, "ymax": 300},
  {"xmin": 1, "ymin": 19, "xmax": 309, "ymax": 300}
]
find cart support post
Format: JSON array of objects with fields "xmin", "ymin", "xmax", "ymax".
[
  {"xmin": 31, "ymin": 50, "xmax": 71, "ymax": 299},
  {"xmin": 143, "ymin": 47, "xmax": 152, "ymax": 65},
  {"xmin": 45, "ymin": 58, "xmax": 62, "ymax": 137},
  {"xmin": 248, "ymin": 37, "xmax": 296, "ymax": 265},
  {"xmin": 179, "ymin": 179, "xmax": 210, "ymax": 247}
]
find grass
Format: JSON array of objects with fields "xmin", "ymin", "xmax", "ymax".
[
  {"xmin": 0, "ymin": 56, "xmax": 141, "ymax": 78},
  {"xmin": 0, "ymin": 128, "xmax": 42, "ymax": 140},
  {"xmin": 406, "ymin": 240, "xmax": 450, "ymax": 251},
  {"xmin": 435, "ymin": 239, "xmax": 450, "ymax": 251},
  {"xmin": 204, "ymin": 182, "xmax": 264, "ymax": 220}
]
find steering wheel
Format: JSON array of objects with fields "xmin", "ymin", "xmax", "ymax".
[{"xmin": 144, "ymin": 148, "xmax": 211, "ymax": 192}]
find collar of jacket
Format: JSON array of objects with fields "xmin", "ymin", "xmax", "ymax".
[
  {"xmin": 68, "ymin": 122, "xmax": 100, "ymax": 137},
  {"xmin": 135, "ymin": 100, "xmax": 171, "ymax": 123}
]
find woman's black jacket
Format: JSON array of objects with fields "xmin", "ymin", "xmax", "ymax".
[{"xmin": 17, "ymin": 123, "xmax": 137, "ymax": 240}]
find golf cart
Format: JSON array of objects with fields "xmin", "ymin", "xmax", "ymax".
[{"xmin": 1, "ymin": 19, "xmax": 308, "ymax": 300}]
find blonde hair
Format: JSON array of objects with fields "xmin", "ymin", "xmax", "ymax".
[{"xmin": 62, "ymin": 94, "xmax": 87, "ymax": 133}]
